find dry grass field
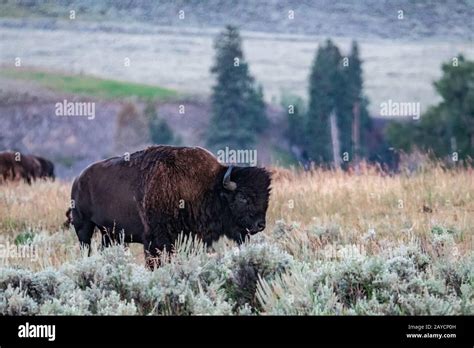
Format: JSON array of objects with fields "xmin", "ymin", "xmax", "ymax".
[{"xmin": 0, "ymin": 164, "xmax": 473, "ymax": 314}]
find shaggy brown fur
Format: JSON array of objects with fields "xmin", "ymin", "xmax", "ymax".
[
  {"xmin": 34, "ymin": 156, "xmax": 55, "ymax": 180},
  {"xmin": 67, "ymin": 146, "xmax": 272, "ymax": 268}
]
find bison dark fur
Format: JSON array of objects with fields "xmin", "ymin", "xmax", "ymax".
[
  {"xmin": 67, "ymin": 146, "xmax": 271, "ymax": 267},
  {"xmin": 0, "ymin": 151, "xmax": 16, "ymax": 183},
  {"xmin": 21, "ymin": 155, "xmax": 42, "ymax": 184},
  {"xmin": 0, "ymin": 151, "xmax": 42, "ymax": 184},
  {"xmin": 34, "ymin": 156, "xmax": 55, "ymax": 180}
]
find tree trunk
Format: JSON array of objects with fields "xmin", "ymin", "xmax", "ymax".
[
  {"xmin": 329, "ymin": 109, "xmax": 341, "ymax": 169},
  {"xmin": 352, "ymin": 101, "xmax": 360, "ymax": 173}
]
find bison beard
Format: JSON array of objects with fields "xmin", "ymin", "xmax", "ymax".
[{"xmin": 67, "ymin": 146, "xmax": 271, "ymax": 268}]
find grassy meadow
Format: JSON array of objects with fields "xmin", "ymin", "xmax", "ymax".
[
  {"xmin": 0, "ymin": 68, "xmax": 178, "ymax": 100},
  {"xmin": 0, "ymin": 164, "xmax": 473, "ymax": 315}
]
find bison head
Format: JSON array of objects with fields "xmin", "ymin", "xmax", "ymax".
[{"xmin": 219, "ymin": 165, "xmax": 271, "ymax": 243}]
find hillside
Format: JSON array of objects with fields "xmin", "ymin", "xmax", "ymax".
[
  {"xmin": 1, "ymin": 0, "xmax": 474, "ymax": 116},
  {"xmin": 1, "ymin": 0, "xmax": 473, "ymax": 177},
  {"xmin": 1, "ymin": 0, "xmax": 473, "ymax": 40},
  {"xmin": 0, "ymin": 69, "xmax": 288, "ymax": 178}
]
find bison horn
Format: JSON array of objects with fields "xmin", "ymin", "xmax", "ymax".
[{"xmin": 223, "ymin": 165, "xmax": 237, "ymax": 191}]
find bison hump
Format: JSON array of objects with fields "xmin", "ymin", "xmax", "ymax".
[{"xmin": 138, "ymin": 146, "xmax": 222, "ymax": 204}]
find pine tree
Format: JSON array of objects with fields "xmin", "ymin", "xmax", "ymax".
[
  {"xmin": 343, "ymin": 41, "xmax": 372, "ymax": 163},
  {"xmin": 306, "ymin": 39, "xmax": 344, "ymax": 165},
  {"xmin": 387, "ymin": 55, "xmax": 474, "ymax": 162},
  {"xmin": 144, "ymin": 101, "xmax": 174, "ymax": 145},
  {"xmin": 247, "ymin": 84, "xmax": 268, "ymax": 133},
  {"xmin": 300, "ymin": 39, "xmax": 373, "ymax": 167},
  {"xmin": 283, "ymin": 94, "xmax": 306, "ymax": 147},
  {"xmin": 206, "ymin": 25, "xmax": 268, "ymax": 151},
  {"xmin": 433, "ymin": 55, "xmax": 474, "ymax": 159}
]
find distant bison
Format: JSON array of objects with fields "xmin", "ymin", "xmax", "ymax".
[
  {"xmin": 0, "ymin": 151, "xmax": 55, "ymax": 184},
  {"xmin": 21, "ymin": 155, "xmax": 42, "ymax": 184},
  {"xmin": 0, "ymin": 151, "xmax": 36, "ymax": 184},
  {"xmin": 0, "ymin": 151, "xmax": 16, "ymax": 182},
  {"xmin": 66, "ymin": 146, "xmax": 271, "ymax": 267},
  {"xmin": 34, "ymin": 156, "xmax": 55, "ymax": 181}
]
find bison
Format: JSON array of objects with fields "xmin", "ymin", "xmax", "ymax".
[
  {"xmin": 0, "ymin": 151, "xmax": 16, "ymax": 182},
  {"xmin": 34, "ymin": 156, "xmax": 55, "ymax": 181},
  {"xmin": 66, "ymin": 145, "xmax": 271, "ymax": 267},
  {"xmin": 21, "ymin": 155, "xmax": 42, "ymax": 184},
  {"xmin": 0, "ymin": 151, "xmax": 54, "ymax": 184},
  {"xmin": 0, "ymin": 151, "xmax": 36, "ymax": 184}
]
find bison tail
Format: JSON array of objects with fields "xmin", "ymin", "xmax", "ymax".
[{"xmin": 63, "ymin": 207, "xmax": 73, "ymax": 228}]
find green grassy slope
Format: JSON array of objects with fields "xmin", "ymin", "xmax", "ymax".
[{"xmin": 0, "ymin": 68, "xmax": 178, "ymax": 100}]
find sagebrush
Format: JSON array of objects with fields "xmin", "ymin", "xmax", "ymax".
[{"xmin": 0, "ymin": 164, "xmax": 472, "ymax": 315}]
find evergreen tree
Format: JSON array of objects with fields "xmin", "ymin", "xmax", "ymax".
[
  {"xmin": 343, "ymin": 41, "xmax": 373, "ymax": 161},
  {"xmin": 247, "ymin": 84, "xmax": 268, "ymax": 133},
  {"xmin": 144, "ymin": 101, "xmax": 174, "ymax": 145},
  {"xmin": 434, "ymin": 55, "xmax": 474, "ymax": 159},
  {"xmin": 283, "ymin": 94, "xmax": 306, "ymax": 147},
  {"xmin": 306, "ymin": 39, "xmax": 345, "ymax": 164},
  {"xmin": 387, "ymin": 55, "xmax": 474, "ymax": 161},
  {"xmin": 290, "ymin": 39, "xmax": 372, "ymax": 167},
  {"xmin": 206, "ymin": 25, "xmax": 268, "ymax": 151}
]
